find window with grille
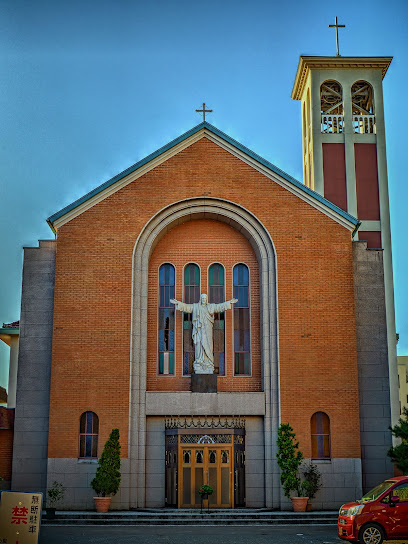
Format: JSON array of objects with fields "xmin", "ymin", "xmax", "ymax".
[
  {"xmin": 320, "ymin": 80, "xmax": 343, "ymax": 134},
  {"xmin": 209, "ymin": 263, "xmax": 225, "ymax": 376},
  {"xmin": 79, "ymin": 411, "xmax": 99, "ymax": 458},
  {"xmin": 351, "ymin": 81, "xmax": 375, "ymax": 134},
  {"xmin": 233, "ymin": 264, "xmax": 250, "ymax": 375},
  {"xmin": 311, "ymin": 412, "xmax": 331, "ymax": 459},
  {"xmin": 158, "ymin": 263, "xmax": 175, "ymax": 375},
  {"xmin": 183, "ymin": 263, "xmax": 200, "ymax": 375}
]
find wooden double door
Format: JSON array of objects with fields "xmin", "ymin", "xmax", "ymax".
[
  {"xmin": 165, "ymin": 429, "xmax": 245, "ymax": 508},
  {"xmin": 179, "ymin": 443, "xmax": 233, "ymax": 508}
]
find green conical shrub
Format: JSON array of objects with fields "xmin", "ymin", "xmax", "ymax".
[
  {"xmin": 91, "ymin": 428, "xmax": 121, "ymax": 497},
  {"xmin": 276, "ymin": 423, "xmax": 308, "ymax": 498}
]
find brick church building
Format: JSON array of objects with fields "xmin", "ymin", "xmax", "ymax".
[{"xmin": 3, "ymin": 54, "xmax": 398, "ymax": 509}]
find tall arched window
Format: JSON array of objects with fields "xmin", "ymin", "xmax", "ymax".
[
  {"xmin": 311, "ymin": 412, "xmax": 331, "ymax": 459},
  {"xmin": 320, "ymin": 80, "xmax": 343, "ymax": 133},
  {"xmin": 158, "ymin": 264, "xmax": 175, "ymax": 375},
  {"xmin": 209, "ymin": 263, "xmax": 225, "ymax": 376},
  {"xmin": 233, "ymin": 264, "xmax": 250, "ymax": 375},
  {"xmin": 351, "ymin": 81, "xmax": 375, "ymax": 133},
  {"xmin": 183, "ymin": 263, "xmax": 200, "ymax": 375},
  {"xmin": 79, "ymin": 411, "xmax": 99, "ymax": 458}
]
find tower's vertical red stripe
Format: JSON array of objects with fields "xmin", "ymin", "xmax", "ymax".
[
  {"xmin": 355, "ymin": 143, "xmax": 380, "ymax": 220},
  {"xmin": 323, "ymin": 143, "xmax": 347, "ymax": 211}
]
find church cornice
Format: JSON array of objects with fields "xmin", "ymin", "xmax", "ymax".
[{"xmin": 291, "ymin": 56, "xmax": 393, "ymax": 101}]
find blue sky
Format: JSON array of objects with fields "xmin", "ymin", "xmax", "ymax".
[{"xmin": 1, "ymin": 0, "xmax": 407, "ymax": 389}]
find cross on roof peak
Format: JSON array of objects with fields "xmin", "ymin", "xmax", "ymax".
[
  {"xmin": 329, "ymin": 16, "xmax": 346, "ymax": 56},
  {"xmin": 196, "ymin": 102, "xmax": 212, "ymax": 122}
]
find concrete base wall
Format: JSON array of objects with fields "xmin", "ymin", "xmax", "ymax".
[
  {"xmin": 46, "ymin": 455, "xmax": 362, "ymax": 510},
  {"xmin": 47, "ymin": 458, "xmax": 130, "ymax": 510},
  {"xmin": 47, "ymin": 442, "xmax": 362, "ymax": 510},
  {"xmin": 303, "ymin": 458, "xmax": 362, "ymax": 511},
  {"xmin": 278, "ymin": 458, "xmax": 362, "ymax": 511}
]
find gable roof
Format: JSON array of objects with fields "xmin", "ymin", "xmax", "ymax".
[{"xmin": 47, "ymin": 122, "xmax": 359, "ymax": 233}]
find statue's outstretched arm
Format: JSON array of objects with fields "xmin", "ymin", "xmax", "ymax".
[
  {"xmin": 212, "ymin": 298, "xmax": 239, "ymax": 313},
  {"xmin": 170, "ymin": 299, "xmax": 193, "ymax": 313}
]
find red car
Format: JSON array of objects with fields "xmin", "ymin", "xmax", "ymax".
[{"xmin": 338, "ymin": 475, "xmax": 408, "ymax": 543}]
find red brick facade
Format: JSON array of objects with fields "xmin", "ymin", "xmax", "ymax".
[{"xmin": 48, "ymin": 136, "xmax": 360, "ymax": 460}]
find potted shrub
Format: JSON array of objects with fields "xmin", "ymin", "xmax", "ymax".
[
  {"xmin": 90, "ymin": 428, "xmax": 121, "ymax": 512},
  {"xmin": 276, "ymin": 423, "xmax": 309, "ymax": 512},
  {"xmin": 46, "ymin": 481, "xmax": 66, "ymax": 519},
  {"xmin": 198, "ymin": 484, "xmax": 213, "ymax": 513},
  {"xmin": 198, "ymin": 484, "xmax": 214, "ymax": 500},
  {"xmin": 302, "ymin": 463, "xmax": 322, "ymax": 510}
]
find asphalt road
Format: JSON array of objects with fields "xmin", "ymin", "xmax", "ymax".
[{"xmin": 39, "ymin": 524, "xmax": 342, "ymax": 544}]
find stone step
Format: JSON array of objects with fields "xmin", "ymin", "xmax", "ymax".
[
  {"xmin": 43, "ymin": 518, "xmax": 337, "ymax": 526},
  {"xmin": 42, "ymin": 510, "xmax": 338, "ymax": 526}
]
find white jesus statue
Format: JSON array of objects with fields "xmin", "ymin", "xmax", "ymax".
[{"xmin": 170, "ymin": 293, "xmax": 238, "ymax": 374}]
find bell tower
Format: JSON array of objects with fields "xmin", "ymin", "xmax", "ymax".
[
  {"xmin": 291, "ymin": 53, "xmax": 399, "ymax": 432},
  {"xmin": 291, "ymin": 55, "xmax": 392, "ymax": 249}
]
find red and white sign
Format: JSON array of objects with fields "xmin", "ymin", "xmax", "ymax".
[{"xmin": 0, "ymin": 491, "xmax": 42, "ymax": 544}]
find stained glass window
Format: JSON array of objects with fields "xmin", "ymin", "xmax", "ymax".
[
  {"xmin": 209, "ymin": 263, "xmax": 225, "ymax": 375},
  {"xmin": 233, "ymin": 264, "xmax": 250, "ymax": 375},
  {"xmin": 79, "ymin": 411, "xmax": 99, "ymax": 458},
  {"xmin": 311, "ymin": 412, "xmax": 331, "ymax": 459},
  {"xmin": 183, "ymin": 450, "xmax": 191, "ymax": 464},
  {"xmin": 158, "ymin": 264, "xmax": 175, "ymax": 375},
  {"xmin": 183, "ymin": 263, "xmax": 200, "ymax": 375},
  {"xmin": 195, "ymin": 450, "xmax": 204, "ymax": 463}
]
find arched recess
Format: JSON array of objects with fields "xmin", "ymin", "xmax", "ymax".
[
  {"xmin": 351, "ymin": 80, "xmax": 375, "ymax": 133},
  {"xmin": 129, "ymin": 197, "xmax": 279, "ymax": 508},
  {"xmin": 320, "ymin": 80, "xmax": 343, "ymax": 134}
]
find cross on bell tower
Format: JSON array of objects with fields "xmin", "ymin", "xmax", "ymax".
[{"xmin": 329, "ymin": 16, "xmax": 345, "ymax": 56}]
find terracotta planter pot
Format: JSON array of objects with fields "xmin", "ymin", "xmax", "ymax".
[
  {"xmin": 93, "ymin": 497, "xmax": 112, "ymax": 513},
  {"xmin": 291, "ymin": 497, "xmax": 309, "ymax": 512},
  {"xmin": 306, "ymin": 501, "xmax": 312, "ymax": 511}
]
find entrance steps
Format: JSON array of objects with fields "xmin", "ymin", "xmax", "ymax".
[{"xmin": 42, "ymin": 509, "xmax": 338, "ymax": 526}]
